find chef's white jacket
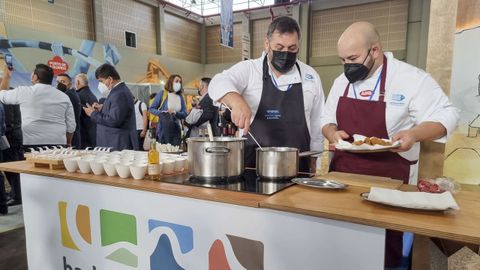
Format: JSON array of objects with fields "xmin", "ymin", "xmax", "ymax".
[
  {"xmin": 321, "ymin": 52, "xmax": 460, "ymax": 183},
  {"xmin": 209, "ymin": 53, "xmax": 325, "ymax": 151}
]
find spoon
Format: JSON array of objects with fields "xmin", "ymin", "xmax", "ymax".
[
  {"xmin": 221, "ymin": 103, "xmax": 263, "ymax": 150},
  {"xmin": 206, "ymin": 122, "xmax": 215, "ymax": 142}
]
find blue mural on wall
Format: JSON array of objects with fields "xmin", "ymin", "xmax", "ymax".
[{"xmin": 0, "ymin": 37, "xmax": 121, "ymax": 98}]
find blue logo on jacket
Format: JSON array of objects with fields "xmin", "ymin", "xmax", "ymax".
[
  {"xmin": 391, "ymin": 94, "xmax": 405, "ymax": 101},
  {"xmin": 304, "ymin": 74, "xmax": 314, "ymax": 81}
]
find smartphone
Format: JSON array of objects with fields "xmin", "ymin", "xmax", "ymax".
[{"xmin": 4, "ymin": 54, "xmax": 13, "ymax": 71}]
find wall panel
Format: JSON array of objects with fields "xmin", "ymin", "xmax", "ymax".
[
  {"xmin": 102, "ymin": 0, "xmax": 157, "ymax": 53},
  {"xmin": 164, "ymin": 12, "xmax": 202, "ymax": 63},
  {"xmin": 251, "ymin": 18, "xmax": 270, "ymax": 59},
  {"xmin": 310, "ymin": 0, "xmax": 409, "ymax": 58},
  {"xmin": 0, "ymin": 0, "xmax": 94, "ymax": 40},
  {"xmin": 206, "ymin": 23, "xmax": 242, "ymax": 64}
]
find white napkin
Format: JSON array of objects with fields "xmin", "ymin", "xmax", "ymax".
[{"xmin": 367, "ymin": 187, "xmax": 460, "ymax": 210}]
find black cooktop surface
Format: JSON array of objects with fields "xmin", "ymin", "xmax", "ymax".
[{"xmin": 160, "ymin": 169, "xmax": 314, "ymax": 195}]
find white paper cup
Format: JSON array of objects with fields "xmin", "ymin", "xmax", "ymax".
[
  {"xmin": 77, "ymin": 159, "xmax": 92, "ymax": 174},
  {"xmin": 130, "ymin": 164, "xmax": 147, "ymax": 180},
  {"xmin": 63, "ymin": 157, "xmax": 80, "ymax": 173},
  {"xmin": 89, "ymin": 160, "xmax": 105, "ymax": 176},
  {"xmin": 174, "ymin": 158, "xmax": 187, "ymax": 172},
  {"xmin": 115, "ymin": 163, "xmax": 132, "ymax": 178},
  {"xmin": 162, "ymin": 159, "xmax": 175, "ymax": 174},
  {"xmin": 103, "ymin": 161, "xmax": 118, "ymax": 177}
]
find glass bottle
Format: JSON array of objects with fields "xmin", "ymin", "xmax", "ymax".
[{"xmin": 147, "ymin": 136, "xmax": 160, "ymax": 180}]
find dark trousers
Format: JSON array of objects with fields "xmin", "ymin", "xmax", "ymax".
[
  {"xmin": 137, "ymin": 130, "xmax": 145, "ymax": 151},
  {"xmin": 80, "ymin": 123, "xmax": 96, "ymax": 149},
  {"xmin": 72, "ymin": 129, "xmax": 81, "ymax": 149},
  {"xmin": 0, "ymin": 150, "xmax": 7, "ymax": 208},
  {"xmin": 158, "ymin": 118, "xmax": 181, "ymax": 146},
  {"xmin": 3, "ymin": 144, "xmax": 24, "ymax": 202}
]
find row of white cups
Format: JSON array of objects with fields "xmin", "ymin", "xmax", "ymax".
[{"xmin": 63, "ymin": 150, "xmax": 188, "ymax": 180}]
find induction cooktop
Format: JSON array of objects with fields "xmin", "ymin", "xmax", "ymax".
[{"xmin": 159, "ymin": 169, "xmax": 314, "ymax": 195}]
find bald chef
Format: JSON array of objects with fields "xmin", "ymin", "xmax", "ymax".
[
  {"xmin": 321, "ymin": 21, "xmax": 459, "ymax": 268},
  {"xmin": 209, "ymin": 16, "xmax": 324, "ymax": 172}
]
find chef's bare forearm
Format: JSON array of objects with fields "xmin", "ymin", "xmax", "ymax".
[
  {"xmin": 218, "ymin": 92, "xmax": 243, "ymax": 109},
  {"xmin": 322, "ymin": 124, "xmax": 338, "ymax": 143},
  {"xmin": 0, "ymin": 71, "xmax": 10, "ymax": 90},
  {"xmin": 408, "ymin": 121, "xmax": 447, "ymax": 142}
]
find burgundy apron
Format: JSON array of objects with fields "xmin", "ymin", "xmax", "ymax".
[
  {"xmin": 329, "ymin": 56, "xmax": 417, "ymax": 268},
  {"xmin": 244, "ymin": 56, "xmax": 311, "ymax": 173}
]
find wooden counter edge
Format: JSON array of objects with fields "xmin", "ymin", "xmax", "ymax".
[
  {"xmin": 259, "ymin": 202, "xmax": 480, "ymax": 245},
  {"xmin": 0, "ymin": 161, "xmax": 264, "ymax": 208}
]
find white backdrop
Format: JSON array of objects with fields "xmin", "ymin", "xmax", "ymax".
[{"xmin": 21, "ymin": 174, "xmax": 385, "ymax": 270}]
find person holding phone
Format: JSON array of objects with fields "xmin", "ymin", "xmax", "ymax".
[
  {"xmin": 0, "ymin": 64, "xmax": 76, "ymax": 150},
  {"xmin": 4, "ymin": 54, "xmax": 13, "ymax": 71}
]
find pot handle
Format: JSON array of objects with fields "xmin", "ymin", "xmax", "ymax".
[
  {"xmin": 205, "ymin": 146, "xmax": 231, "ymax": 154},
  {"xmin": 299, "ymin": 150, "xmax": 323, "ymax": 157}
]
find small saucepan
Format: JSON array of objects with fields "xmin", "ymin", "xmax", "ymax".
[{"xmin": 256, "ymin": 147, "xmax": 321, "ymax": 180}]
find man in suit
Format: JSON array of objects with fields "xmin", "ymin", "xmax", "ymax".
[
  {"xmin": 57, "ymin": 73, "xmax": 82, "ymax": 149},
  {"xmin": 83, "ymin": 64, "xmax": 138, "ymax": 151},
  {"xmin": 185, "ymin": 77, "xmax": 219, "ymax": 137},
  {"xmin": 75, "ymin": 73, "xmax": 97, "ymax": 148}
]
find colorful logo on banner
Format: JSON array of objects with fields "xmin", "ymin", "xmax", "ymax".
[
  {"xmin": 47, "ymin": 56, "xmax": 69, "ymax": 75},
  {"xmin": 58, "ymin": 202, "xmax": 264, "ymax": 269},
  {"xmin": 58, "ymin": 202, "xmax": 138, "ymax": 267}
]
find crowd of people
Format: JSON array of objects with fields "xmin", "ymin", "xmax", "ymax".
[
  {"xmin": 0, "ymin": 16, "xmax": 461, "ymax": 269},
  {"xmin": 0, "ymin": 62, "xmax": 224, "ymax": 215}
]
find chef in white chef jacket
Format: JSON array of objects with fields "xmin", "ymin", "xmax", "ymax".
[
  {"xmin": 321, "ymin": 21, "xmax": 459, "ymax": 268},
  {"xmin": 209, "ymin": 16, "xmax": 324, "ymax": 172},
  {"xmin": 321, "ymin": 21, "xmax": 459, "ymax": 186}
]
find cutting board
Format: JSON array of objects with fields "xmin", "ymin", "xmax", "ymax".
[{"xmin": 314, "ymin": 172, "xmax": 403, "ymax": 189}]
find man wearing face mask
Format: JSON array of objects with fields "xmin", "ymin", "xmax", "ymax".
[
  {"xmin": 57, "ymin": 73, "xmax": 82, "ymax": 149},
  {"xmin": 83, "ymin": 64, "xmax": 138, "ymax": 151},
  {"xmin": 209, "ymin": 16, "xmax": 325, "ymax": 171},
  {"xmin": 321, "ymin": 22, "xmax": 459, "ymax": 268},
  {"xmin": 185, "ymin": 77, "xmax": 219, "ymax": 138},
  {"xmin": 0, "ymin": 64, "xmax": 76, "ymax": 150}
]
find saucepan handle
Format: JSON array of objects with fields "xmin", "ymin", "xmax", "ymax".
[
  {"xmin": 299, "ymin": 151, "xmax": 323, "ymax": 157},
  {"xmin": 205, "ymin": 146, "xmax": 231, "ymax": 154}
]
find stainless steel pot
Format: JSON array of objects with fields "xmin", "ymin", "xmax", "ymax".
[
  {"xmin": 256, "ymin": 147, "xmax": 321, "ymax": 180},
  {"xmin": 188, "ymin": 137, "xmax": 246, "ymax": 181}
]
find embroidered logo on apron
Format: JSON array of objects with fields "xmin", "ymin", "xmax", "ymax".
[{"xmin": 265, "ymin": 110, "xmax": 281, "ymax": 120}]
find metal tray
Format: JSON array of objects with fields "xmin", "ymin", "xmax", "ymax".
[{"xmin": 291, "ymin": 178, "xmax": 348, "ymax": 189}]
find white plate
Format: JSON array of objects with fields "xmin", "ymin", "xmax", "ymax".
[
  {"xmin": 291, "ymin": 178, "xmax": 348, "ymax": 189},
  {"xmin": 335, "ymin": 135, "xmax": 401, "ymax": 153}
]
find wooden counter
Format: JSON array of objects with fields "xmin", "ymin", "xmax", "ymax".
[
  {"xmin": 261, "ymin": 173, "xmax": 480, "ymax": 245},
  {"xmin": 2, "ymin": 160, "xmax": 479, "ymax": 245},
  {"xmin": 0, "ymin": 161, "xmax": 266, "ymax": 208}
]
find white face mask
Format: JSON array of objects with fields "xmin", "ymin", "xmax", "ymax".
[
  {"xmin": 98, "ymin": 82, "xmax": 109, "ymax": 96},
  {"xmin": 173, "ymin": 82, "xmax": 182, "ymax": 93}
]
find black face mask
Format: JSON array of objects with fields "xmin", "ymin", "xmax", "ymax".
[
  {"xmin": 57, "ymin": 82, "xmax": 67, "ymax": 92},
  {"xmin": 344, "ymin": 49, "xmax": 374, "ymax": 83},
  {"xmin": 270, "ymin": 50, "xmax": 297, "ymax": 73}
]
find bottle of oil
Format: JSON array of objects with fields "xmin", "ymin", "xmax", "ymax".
[{"xmin": 147, "ymin": 135, "xmax": 160, "ymax": 180}]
